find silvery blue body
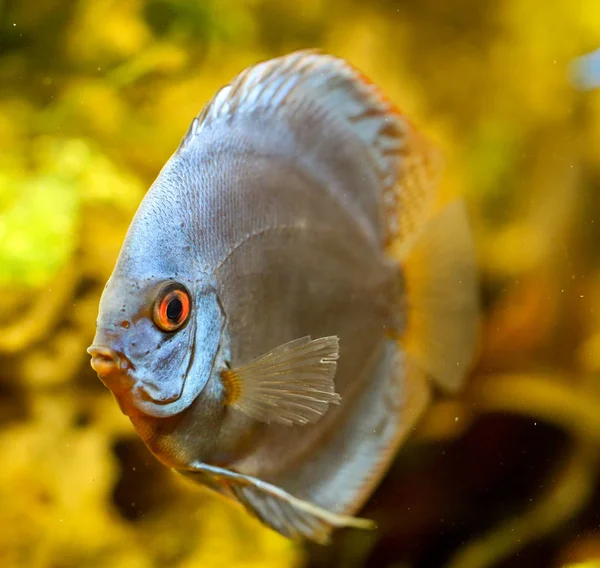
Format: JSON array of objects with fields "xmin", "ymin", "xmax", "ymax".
[
  {"xmin": 96, "ymin": 93, "xmax": 403, "ymax": 514},
  {"xmin": 90, "ymin": 52, "xmax": 479, "ymax": 541}
]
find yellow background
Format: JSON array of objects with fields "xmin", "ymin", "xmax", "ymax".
[{"xmin": 1, "ymin": 1, "xmax": 600, "ymax": 566}]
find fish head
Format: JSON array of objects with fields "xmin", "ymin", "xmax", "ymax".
[
  {"xmin": 88, "ymin": 270, "xmax": 225, "ymax": 418},
  {"xmin": 87, "ymin": 162, "xmax": 227, "ymax": 419}
]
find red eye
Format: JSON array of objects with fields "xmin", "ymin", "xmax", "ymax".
[{"xmin": 153, "ymin": 284, "xmax": 191, "ymax": 332}]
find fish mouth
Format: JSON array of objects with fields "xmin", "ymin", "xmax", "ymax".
[
  {"xmin": 87, "ymin": 345, "xmax": 133, "ymax": 378},
  {"xmin": 88, "ymin": 344, "xmax": 182, "ymax": 410}
]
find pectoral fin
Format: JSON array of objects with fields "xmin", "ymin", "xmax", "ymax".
[
  {"xmin": 179, "ymin": 462, "xmax": 374, "ymax": 544},
  {"xmin": 220, "ymin": 336, "xmax": 341, "ymax": 426}
]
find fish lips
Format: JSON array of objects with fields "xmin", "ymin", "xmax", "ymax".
[{"xmin": 88, "ymin": 344, "xmax": 131, "ymax": 378}]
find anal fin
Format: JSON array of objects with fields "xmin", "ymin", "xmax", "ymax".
[{"xmin": 178, "ymin": 462, "xmax": 374, "ymax": 544}]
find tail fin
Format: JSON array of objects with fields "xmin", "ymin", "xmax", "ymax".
[{"xmin": 393, "ymin": 200, "xmax": 480, "ymax": 392}]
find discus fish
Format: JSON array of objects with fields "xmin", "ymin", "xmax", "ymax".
[{"xmin": 88, "ymin": 50, "xmax": 479, "ymax": 544}]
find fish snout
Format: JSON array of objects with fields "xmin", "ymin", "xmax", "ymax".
[{"xmin": 87, "ymin": 345, "xmax": 131, "ymax": 378}]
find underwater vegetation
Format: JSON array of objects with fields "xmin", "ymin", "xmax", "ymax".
[{"xmin": 1, "ymin": 0, "xmax": 600, "ymax": 566}]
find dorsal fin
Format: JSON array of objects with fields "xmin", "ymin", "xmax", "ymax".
[{"xmin": 179, "ymin": 50, "xmax": 442, "ymax": 244}]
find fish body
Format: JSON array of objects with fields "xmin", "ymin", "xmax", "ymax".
[{"xmin": 88, "ymin": 51, "xmax": 479, "ymax": 543}]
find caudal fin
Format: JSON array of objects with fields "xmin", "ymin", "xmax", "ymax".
[{"xmin": 395, "ymin": 200, "xmax": 480, "ymax": 392}]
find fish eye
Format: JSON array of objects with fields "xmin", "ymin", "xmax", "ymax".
[{"xmin": 153, "ymin": 283, "xmax": 191, "ymax": 332}]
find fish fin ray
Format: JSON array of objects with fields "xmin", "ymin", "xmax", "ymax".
[
  {"xmin": 179, "ymin": 462, "xmax": 374, "ymax": 544},
  {"xmin": 392, "ymin": 131, "xmax": 444, "ymax": 246},
  {"xmin": 395, "ymin": 200, "xmax": 480, "ymax": 392},
  {"xmin": 222, "ymin": 336, "xmax": 341, "ymax": 426},
  {"xmin": 180, "ymin": 50, "xmax": 439, "ymax": 244}
]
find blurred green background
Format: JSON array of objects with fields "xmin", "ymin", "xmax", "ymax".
[{"xmin": 1, "ymin": 0, "xmax": 600, "ymax": 567}]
